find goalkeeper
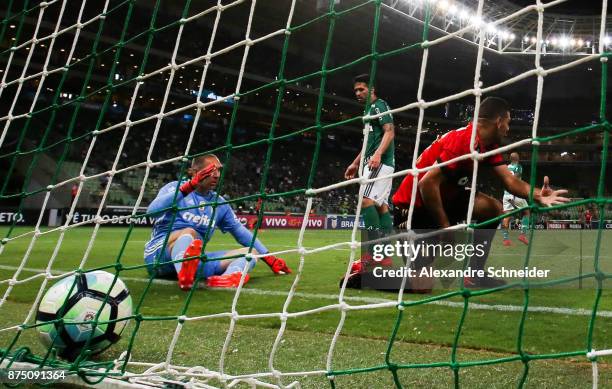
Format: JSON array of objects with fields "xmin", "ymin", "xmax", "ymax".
[{"xmin": 144, "ymin": 154, "xmax": 291, "ymax": 290}]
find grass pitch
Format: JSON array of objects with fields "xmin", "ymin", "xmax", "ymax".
[{"xmin": 1, "ymin": 226, "xmax": 611, "ymax": 388}]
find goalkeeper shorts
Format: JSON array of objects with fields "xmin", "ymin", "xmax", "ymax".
[
  {"xmin": 503, "ymin": 194, "xmax": 528, "ymax": 212},
  {"xmin": 144, "ymin": 239, "xmax": 226, "ymax": 279},
  {"xmin": 361, "ymin": 163, "xmax": 394, "ymax": 206}
]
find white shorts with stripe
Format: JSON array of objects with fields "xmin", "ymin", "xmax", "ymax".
[
  {"xmin": 361, "ymin": 163, "xmax": 394, "ymax": 207},
  {"xmin": 503, "ymin": 193, "xmax": 529, "ymax": 212}
]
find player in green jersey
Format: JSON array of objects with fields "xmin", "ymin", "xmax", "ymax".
[
  {"xmin": 343, "ymin": 74, "xmax": 395, "ymax": 275},
  {"xmin": 501, "ymin": 152, "xmax": 530, "ymax": 246}
]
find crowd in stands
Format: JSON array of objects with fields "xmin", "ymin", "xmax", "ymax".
[
  {"xmin": 5, "ymin": 76, "xmax": 607, "ymax": 216},
  {"xmin": 0, "ymin": 2, "xmax": 607, "ymax": 216}
]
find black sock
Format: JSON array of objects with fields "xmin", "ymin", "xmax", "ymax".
[{"xmin": 470, "ymin": 228, "xmax": 497, "ymax": 272}]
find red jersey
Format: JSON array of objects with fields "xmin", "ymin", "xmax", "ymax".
[
  {"xmin": 392, "ymin": 123, "xmax": 504, "ymax": 208},
  {"xmin": 585, "ymin": 211, "xmax": 592, "ymax": 222}
]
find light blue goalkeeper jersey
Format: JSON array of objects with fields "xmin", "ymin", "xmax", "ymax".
[
  {"xmin": 504, "ymin": 163, "xmax": 523, "ymax": 196},
  {"xmin": 144, "ymin": 181, "xmax": 267, "ymax": 256}
]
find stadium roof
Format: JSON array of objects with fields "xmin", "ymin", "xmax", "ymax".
[{"xmin": 385, "ymin": 0, "xmax": 611, "ymax": 55}]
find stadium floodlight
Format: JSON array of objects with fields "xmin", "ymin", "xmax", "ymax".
[
  {"xmin": 604, "ymin": 36, "xmax": 611, "ymax": 46},
  {"xmin": 510, "ymin": 33, "xmax": 516, "ymax": 40},
  {"xmin": 448, "ymin": 4, "xmax": 458, "ymax": 14},
  {"xmin": 530, "ymin": 37, "xmax": 537, "ymax": 44},
  {"xmin": 438, "ymin": 0, "xmax": 450, "ymax": 10},
  {"xmin": 559, "ymin": 36, "xmax": 570, "ymax": 48},
  {"xmin": 459, "ymin": 9, "xmax": 469, "ymax": 19},
  {"xmin": 570, "ymin": 38, "xmax": 577, "ymax": 47},
  {"xmin": 470, "ymin": 15, "xmax": 483, "ymax": 27},
  {"xmin": 524, "ymin": 36, "xmax": 530, "ymax": 43},
  {"xmin": 577, "ymin": 39, "xmax": 584, "ymax": 47},
  {"xmin": 586, "ymin": 40, "xmax": 591, "ymax": 48},
  {"xmin": 551, "ymin": 37, "xmax": 558, "ymax": 45},
  {"xmin": 486, "ymin": 24, "xmax": 497, "ymax": 34}
]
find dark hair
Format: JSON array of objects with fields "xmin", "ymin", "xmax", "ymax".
[
  {"xmin": 478, "ymin": 96, "xmax": 510, "ymax": 120},
  {"xmin": 353, "ymin": 73, "xmax": 374, "ymax": 87}
]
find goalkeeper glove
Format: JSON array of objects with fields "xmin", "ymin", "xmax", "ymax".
[
  {"xmin": 179, "ymin": 164, "xmax": 216, "ymax": 195},
  {"xmin": 262, "ymin": 255, "xmax": 292, "ymax": 274}
]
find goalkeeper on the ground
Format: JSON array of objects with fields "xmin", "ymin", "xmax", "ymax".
[{"xmin": 144, "ymin": 154, "xmax": 291, "ymax": 290}]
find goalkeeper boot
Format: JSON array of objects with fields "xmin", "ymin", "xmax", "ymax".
[
  {"xmin": 206, "ymin": 272, "xmax": 250, "ymax": 288},
  {"xmin": 518, "ymin": 234, "xmax": 529, "ymax": 245},
  {"xmin": 178, "ymin": 239, "xmax": 203, "ymax": 291}
]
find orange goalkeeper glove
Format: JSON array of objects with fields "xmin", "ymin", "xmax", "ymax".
[
  {"xmin": 262, "ymin": 255, "xmax": 292, "ymax": 275},
  {"xmin": 179, "ymin": 164, "xmax": 216, "ymax": 195}
]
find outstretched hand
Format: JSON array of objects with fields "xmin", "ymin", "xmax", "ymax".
[
  {"xmin": 538, "ymin": 176, "xmax": 570, "ymax": 207},
  {"xmin": 263, "ymin": 255, "xmax": 292, "ymax": 275}
]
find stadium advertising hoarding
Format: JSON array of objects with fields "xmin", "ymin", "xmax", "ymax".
[
  {"xmin": 0, "ymin": 208, "xmax": 155, "ymax": 226},
  {"xmin": 0, "ymin": 210, "xmax": 35, "ymax": 225},
  {"xmin": 546, "ymin": 220, "xmax": 598, "ymax": 229},
  {"xmin": 237, "ymin": 214, "xmax": 326, "ymax": 229},
  {"xmin": 3, "ymin": 210, "xmax": 610, "ymax": 230},
  {"xmin": 0, "ymin": 210, "xmax": 341, "ymax": 230},
  {"xmin": 68, "ymin": 209, "xmax": 155, "ymax": 226},
  {"xmin": 326, "ymin": 214, "xmax": 365, "ymax": 230}
]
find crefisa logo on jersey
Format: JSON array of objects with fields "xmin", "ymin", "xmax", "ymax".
[{"xmin": 182, "ymin": 211, "xmax": 215, "ymax": 227}]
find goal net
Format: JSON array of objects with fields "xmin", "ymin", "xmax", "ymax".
[{"xmin": 0, "ymin": 0, "xmax": 611, "ymax": 387}]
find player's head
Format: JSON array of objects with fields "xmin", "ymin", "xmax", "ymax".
[
  {"xmin": 353, "ymin": 74, "xmax": 376, "ymax": 103},
  {"xmin": 190, "ymin": 154, "xmax": 223, "ymax": 191},
  {"xmin": 477, "ymin": 96, "xmax": 511, "ymax": 143},
  {"xmin": 510, "ymin": 152, "xmax": 519, "ymax": 164}
]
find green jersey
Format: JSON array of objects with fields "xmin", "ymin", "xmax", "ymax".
[
  {"xmin": 504, "ymin": 162, "xmax": 523, "ymax": 196},
  {"xmin": 364, "ymin": 98, "xmax": 395, "ymax": 168}
]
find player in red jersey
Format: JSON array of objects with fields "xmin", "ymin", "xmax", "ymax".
[
  {"xmin": 584, "ymin": 208, "xmax": 593, "ymax": 229},
  {"xmin": 390, "ymin": 97, "xmax": 569, "ymax": 289}
]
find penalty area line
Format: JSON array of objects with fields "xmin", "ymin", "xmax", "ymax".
[{"xmin": 1, "ymin": 265, "xmax": 611, "ymax": 318}]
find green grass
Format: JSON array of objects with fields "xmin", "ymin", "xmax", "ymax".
[{"xmin": 0, "ymin": 226, "xmax": 611, "ymax": 388}]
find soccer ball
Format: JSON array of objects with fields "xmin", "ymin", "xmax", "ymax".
[{"xmin": 36, "ymin": 271, "xmax": 132, "ymax": 360}]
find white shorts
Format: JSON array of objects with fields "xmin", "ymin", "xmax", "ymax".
[
  {"xmin": 503, "ymin": 194, "xmax": 528, "ymax": 212},
  {"xmin": 362, "ymin": 163, "xmax": 394, "ymax": 207}
]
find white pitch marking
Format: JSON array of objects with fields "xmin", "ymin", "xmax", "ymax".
[{"xmin": 0, "ymin": 265, "xmax": 611, "ymax": 318}]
